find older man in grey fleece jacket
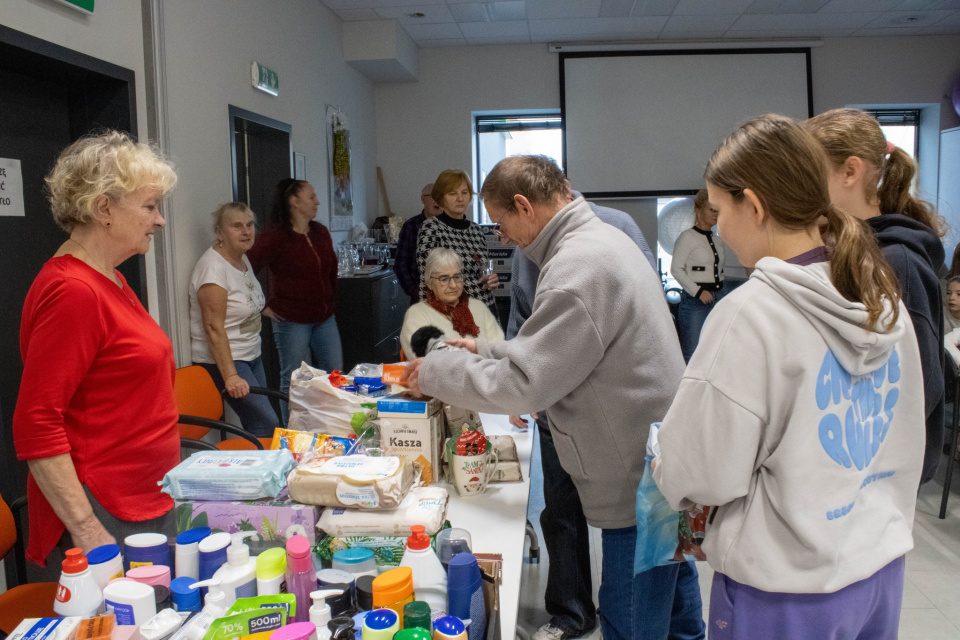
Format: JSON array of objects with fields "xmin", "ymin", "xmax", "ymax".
[{"xmin": 404, "ymin": 156, "xmax": 703, "ymax": 640}]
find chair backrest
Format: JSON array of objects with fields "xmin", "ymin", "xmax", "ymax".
[
  {"xmin": 0, "ymin": 494, "xmax": 18, "ymax": 561},
  {"xmin": 174, "ymin": 366, "xmax": 224, "ymax": 440}
]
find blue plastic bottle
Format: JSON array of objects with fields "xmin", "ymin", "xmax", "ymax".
[{"xmin": 445, "ymin": 553, "xmax": 485, "ymax": 640}]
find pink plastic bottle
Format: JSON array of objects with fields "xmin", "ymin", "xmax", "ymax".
[{"xmin": 285, "ymin": 535, "xmax": 317, "ymax": 622}]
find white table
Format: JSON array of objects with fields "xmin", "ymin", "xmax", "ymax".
[{"xmin": 442, "ymin": 413, "xmax": 534, "ymax": 640}]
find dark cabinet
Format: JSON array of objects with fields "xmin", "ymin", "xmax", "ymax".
[{"xmin": 336, "ymin": 269, "xmax": 408, "ymax": 371}]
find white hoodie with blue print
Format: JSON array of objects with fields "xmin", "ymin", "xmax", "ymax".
[{"xmin": 653, "ymin": 256, "xmax": 924, "ymax": 594}]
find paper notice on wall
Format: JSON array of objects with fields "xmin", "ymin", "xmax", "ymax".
[{"xmin": 0, "ymin": 158, "xmax": 25, "ymax": 217}]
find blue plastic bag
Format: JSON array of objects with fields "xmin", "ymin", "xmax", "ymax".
[{"xmin": 634, "ymin": 454, "xmax": 681, "ymax": 575}]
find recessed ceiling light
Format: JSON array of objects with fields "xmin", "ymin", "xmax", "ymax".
[
  {"xmin": 408, "ymin": 12, "xmax": 426, "ymax": 18},
  {"xmin": 893, "ymin": 15, "xmax": 921, "ymax": 24}
]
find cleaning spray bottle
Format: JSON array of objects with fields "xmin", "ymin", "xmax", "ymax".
[
  {"xmin": 399, "ymin": 525, "xmax": 447, "ymax": 613},
  {"xmin": 308, "ymin": 589, "xmax": 344, "ymax": 640},
  {"xmin": 212, "ymin": 532, "xmax": 258, "ymax": 607}
]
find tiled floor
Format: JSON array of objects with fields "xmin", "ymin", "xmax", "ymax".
[{"xmin": 517, "ymin": 435, "xmax": 960, "ymax": 639}]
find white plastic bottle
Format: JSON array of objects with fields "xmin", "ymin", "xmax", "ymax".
[
  {"xmin": 212, "ymin": 531, "xmax": 258, "ymax": 608},
  {"xmin": 54, "ymin": 548, "xmax": 103, "ymax": 617},
  {"xmin": 398, "ymin": 525, "xmax": 447, "ymax": 613},
  {"xmin": 308, "ymin": 589, "xmax": 345, "ymax": 640},
  {"xmin": 168, "ymin": 580, "xmax": 226, "ymax": 640}
]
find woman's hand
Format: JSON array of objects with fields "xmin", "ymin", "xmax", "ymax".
[
  {"xmin": 261, "ymin": 307, "xmax": 277, "ymax": 320},
  {"xmin": 481, "ymin": 273, "xmax": 499, "ymax": 290},
  {"xmin": 445, "ymin": 338, "xmax": 478, "ymax": 353},
  {"xmin": 224, "ymin": 374, "xmax": 251, "ymax": 398},
  {"xmin": 404, "ymin": 358, "xmax": 424, "ymax": 397},
  {"xmin": 698, "ymin": 290, "xmax": 714, "ymax": 304},
  {"xmin": 508, "ymin": 415, "xmax": 529, "ymax": 431},
  {"xmin": 72, "ymin": 522, "xmax": 118, "ymax": 553}
]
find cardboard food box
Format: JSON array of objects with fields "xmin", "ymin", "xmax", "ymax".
[
  {"xmin": 173, "ymin": 491, "xmax": 321, "ymax": 550},
  {"xmin": 377, "ymin": 394, "xmax": 444, "ymax": 485}
]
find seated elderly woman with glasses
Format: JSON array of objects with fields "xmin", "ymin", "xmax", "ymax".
[{"xmin": 400, "ymin": 247, "xmax": 504, "ymax": 358}]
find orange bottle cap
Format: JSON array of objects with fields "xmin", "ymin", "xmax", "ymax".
[
  {"xmin": 372, "ymin": 566, "xmax": 413, "ymax": 606},
  {"xmin": 63, "ymin": 548, "xmax": 88, "ymax": 573}
]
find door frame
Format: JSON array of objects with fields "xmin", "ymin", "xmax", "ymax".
[{"xmin": 228, "ymin": 105, "xmax": 293, "ymax": 203}]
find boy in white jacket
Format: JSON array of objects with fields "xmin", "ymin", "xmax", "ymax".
[{"xmin": 653, "ymin": 114, "xmax": 924, "ymax": 640}]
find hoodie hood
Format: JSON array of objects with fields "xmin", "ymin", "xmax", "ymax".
[
  {"xmin": 752, "ymin": 258, "xmax": 905, "ymax": 376},
  {"xmin": 869, "ymin": 214, "xmax": 944, "ymax": 272}
]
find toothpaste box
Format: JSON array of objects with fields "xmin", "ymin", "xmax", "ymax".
[
  {"xmin": 8, "ymin": 619, "xmax": 81, "ymax": 640},
  {"xmin": 377, "ymin": 394, "xmax": 444, "ymax": 485},
  {"xmin": 173, "ymin": 490, "xmax": 321, "ymax": 549}
]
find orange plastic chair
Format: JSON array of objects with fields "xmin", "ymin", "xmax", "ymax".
[
  {"xmin": 174, "ymin": 366, "xmax": 283, "ymax": 451},
  {"xmin": 0, "ymin": 495, "xmax": 58, "ymax": 633}
]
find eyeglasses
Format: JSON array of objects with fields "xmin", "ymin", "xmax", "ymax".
[
  {"xmin": 431, "ymin": 273, "xmax": 463, "ymax": 285},
  {"xmin": 492, "ymin": 224, "xmax": 504, "ymax": 238}
]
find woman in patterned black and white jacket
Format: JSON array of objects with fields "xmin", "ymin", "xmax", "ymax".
[
  {"xmin": 416, "ymin": 170, "xmax": 499, "ymax": 315},
  {"xmin": 671, "ymin": 189, "xmax": 726, "ymax": 362}
]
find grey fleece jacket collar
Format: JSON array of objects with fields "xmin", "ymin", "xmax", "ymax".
[{"xmin": 523, "ymin": 197, "xmax": 592, "ymax": 269}]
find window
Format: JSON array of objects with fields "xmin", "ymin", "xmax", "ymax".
[
  {"xmin": 473, "ymin": 113, "xmax": 562, "ymax": 223},
  {"xmin": 864, "ymin": 109, "xmax": 919, "ymax": 160}
]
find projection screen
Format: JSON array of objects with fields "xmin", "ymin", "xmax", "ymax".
[{"xmin": 561, "ymin": 49, "xmax": 812, "ymax": 197}]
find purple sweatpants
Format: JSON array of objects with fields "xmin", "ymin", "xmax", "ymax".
[{"xmin": 708, "ymin": 556, "xmax": 905, "ymax": 640}]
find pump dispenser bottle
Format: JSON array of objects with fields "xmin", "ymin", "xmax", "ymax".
[
  {"xmin": 308, "ymin": 589, "xmax": 344, "ymax": 640},
  {"xmin": 212, "ymin": 531, "xmax": 258, "ymax": 607},
  {"xmin": 286, "ymin": 535, "xmax": 317, "ymax": 622}
]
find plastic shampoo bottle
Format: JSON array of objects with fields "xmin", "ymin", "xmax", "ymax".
[{"xmin": 212, "ymin": 531, "xmax": 258, "ymax": 608}]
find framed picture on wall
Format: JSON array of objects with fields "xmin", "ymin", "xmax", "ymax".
[{"xmin": 326, "ymin": 105, "xmax": 353, "ymax": 232}]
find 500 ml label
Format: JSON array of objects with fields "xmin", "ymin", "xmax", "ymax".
[{"xmin": 248, "ymin": 611, "xmax": 284, "ymax": 631}]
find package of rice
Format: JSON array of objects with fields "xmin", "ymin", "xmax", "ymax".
[
  {"xmin": 316, "ymin": 486, "xmax": 449, "ymax": 537},
  {"xmin": 160, "ymin": 450, "xmax": 296, "ymax": 501}
]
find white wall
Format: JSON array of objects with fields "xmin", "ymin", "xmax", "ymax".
[
  {"xmin": 375, "ymin": 35, "xmax": 960, "ymax": 237},
  {"xmin": 157, "ymin": 0, "xmax": 377, "ymax": 362}
]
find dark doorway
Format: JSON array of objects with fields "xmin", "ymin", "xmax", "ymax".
[
  {"xmin": 0, "ymin": 26, "xmax": 141, "ymax": 508},
  {"xmin": 229, "ymin": 106, "xmax": 292, "ymax": 391}
]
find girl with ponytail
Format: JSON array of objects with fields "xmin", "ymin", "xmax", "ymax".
[
  {"xmin": 652, "ymin": 114, "xmax": 925, "ymax": 639},
  {"xmin": 805, "ymin": 108, "xmax": 945, "ymax": 487}
]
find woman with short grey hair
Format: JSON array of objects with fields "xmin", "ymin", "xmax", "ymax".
[{"xmin": 400, "ymin": 248, "xmax": 503, "ymax": 358}]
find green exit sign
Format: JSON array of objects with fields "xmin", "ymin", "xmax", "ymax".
[
  {"xmin": 52, "ymin": 0, "xmax": 94, "ymax": 13},
  {"xmin": 251, "ymin": 62, "xmax": 279, "ymax": 96}
]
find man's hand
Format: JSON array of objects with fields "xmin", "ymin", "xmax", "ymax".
[
  {"xmin": 225, "ymin": 374, "xmax": 250, "ymax": 398},
  {"xmin": 482, "ymin": 273, "xmax": 500, "ymax": 290},
  {"xmin": 444, "ymin": 338, "xmax": 478, "ymax": 353},
  {"xmin": 71, "ymin": 519, "xmax": 117, "ymax": 554},
  {"xmin": 508, "ymin": 415, "xmax": 529, "ymax": 430},
  {"xmin": 404, "ymin": 358, "xmax": 425, "ymax": 397}
]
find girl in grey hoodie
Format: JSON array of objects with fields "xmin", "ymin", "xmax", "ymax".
[{"xmin": 653, "ymin": 114, "xmax": 924, "ymax": 640}]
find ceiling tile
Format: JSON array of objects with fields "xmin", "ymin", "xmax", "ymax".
[
  {"xmin": 464, "ymin": 34, "xmax": 533, "ymax": 43},
  {"xmin": 529, "ymin": 15, "xmax": 669, "ymax": 36},
  {"xmin": 526, "ymin": 0, "xmax": 602, "ymax": 20},
  {"xmin": 723, "ymin": 25, "xmax": 854, "ymax": 36},
  {"xmin": 322, "ymin": 0, "xmax": 444, "ymax": 9},
  {"xmin": 931, "ymin": 8, "xmax": 960, "ymax": 22},
  {"xmin": 661, "ymin": 13, "xmax": 740, "ymax": 32},
  {"xmin": 417, "ymin": 38, "xmax": 470, "ymax": 46},
  {"xmin": 674, "ymin": 0, "xmax": 754, "ymax": 15},
  {"xmin": 492, "ymin": 2, "xmax": 528, "ymax": 20},
  {"xmin": 744, "ymin": 0, "xmax": 829, "ymax": 13},
  {"xmin": 600, "ymin": 0, "xmax": 636, "ymax": 17},
  {"xmin": 818, "ymin": 0, "xmax": 902, "ymax": 11},
  {"xmin": 894, "ymin": 0, "xmax": 945, "ymax": 8},
  {"xmin": 335, "ymin": 8, "xmax": 382, "ymax": 21},
  {"xmin": 936, "ymin": 0, "xmax": 960, "ymax": 8},
  {"xmin": 403, "ymin": 22, "xmax": 465, "ymax": 38},
  {"xmin": 459, "ymin": 19, "xmax": 529, "ymax": 37},
  {"xmin": 375, "ymin": 4, "xmax": 455, "ymax": 23},
  {"xmin": 633, "ymin": 0, "xmax": 680, "ymax": 15},
  {"xmin": 863, "ymin": 9, "xmax": 956, "ymax": 26},
  {"xmin": 854, "ymin": 26, "xmax": 924, "ymax": 34},
  {"xmin": 731, "ymin": 11, "xmax": 877, "ymax": 29},
  {"xmin": 530, "ymin": 29, "xmax": 664, "ymax": 41},
  {"xmin": 918, "ymin": 23, "xmax": 960, "ymax": 31},
  {"xmin": 447, "ymin": 3, "xmax": 490, "ymax": 21}
]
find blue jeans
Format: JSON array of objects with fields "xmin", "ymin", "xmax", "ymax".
[
  {"xmin": 272, "ymin": 315, "xmax": 344, "ymax": 425},
  {"xmin": 538, "ymin": 416, "xmax": 597, "ymax": 635},
  {"xmin": 199, "ymin": 357, "xmax": 279, "ymax": 438},
  {"xmin": 600, "ymin": 526, "xmax": 705, "ymax": 640},
  {"xmin": 677, "ymin": 290, "xmax": 717, "ymax": 363}
]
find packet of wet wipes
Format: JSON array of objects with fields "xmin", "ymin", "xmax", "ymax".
[{"xmin": 160, "ymin": 450, "xmax": 296, "ymax": 501}]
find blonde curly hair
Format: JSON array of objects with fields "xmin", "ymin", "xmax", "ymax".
[{"xmin": 45, "ymin": 130, "xmax": 177, "ymax": 232}]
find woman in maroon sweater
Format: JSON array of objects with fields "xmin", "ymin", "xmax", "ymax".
[
  {"xmin": 247, "ymin": 179, "xmax": 342, "ymax": 424},
  {"xmin": 13, "ymin": 131, "xmax": 180, "ymax": 572}
]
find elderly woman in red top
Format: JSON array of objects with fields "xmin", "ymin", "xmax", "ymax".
[
  {"xmin": 247, "ymin": 179, "xmax": 342, "ymax": 425},
  {"xmin": 13, "ymin": 131, "xmax": 180, "ymax": 573}
]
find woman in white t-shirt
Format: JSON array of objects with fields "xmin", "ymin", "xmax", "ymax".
[{"xmin": 189, "ymin": 202, "xmax": 278, "ymax": 437}]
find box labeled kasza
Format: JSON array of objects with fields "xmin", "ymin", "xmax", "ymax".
[{"xmin": 378, "ymin": 394, "xmax": 444, "ymax": 485}]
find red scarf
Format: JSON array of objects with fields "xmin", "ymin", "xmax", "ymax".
[{"xmin": 426, "ymin": 290, "xmax": 480, "ymax": 338}]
